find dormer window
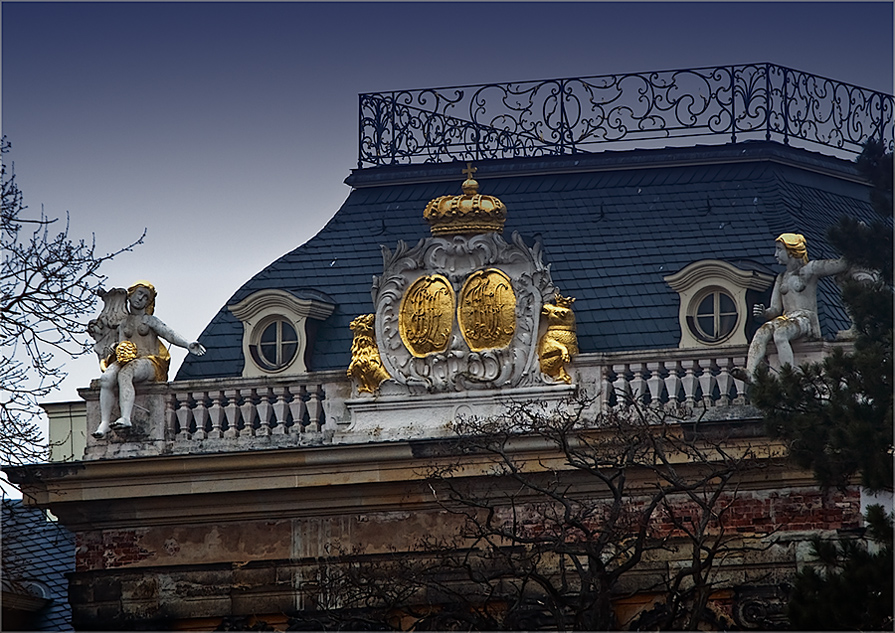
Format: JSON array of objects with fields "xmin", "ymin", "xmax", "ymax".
[
  {"xmin": 251, "ymin": 317, "xmax": 299, "ymax": 371},
  {"xmin": 664, "ymin": 260, "xmax": 773, "ymax": 349},
  {"xmin": 689, "ymin": 288, "xmax": 738, "ymax": 344},
  {"xmin": 229, "ymin": 289, "xmax": 336, "ymax": 377}
]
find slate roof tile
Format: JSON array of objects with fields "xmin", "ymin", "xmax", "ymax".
[
  {"xmin": 177, "ymin": 144, "xmax": 879, "ymax": 379},
  {"xmin": 2, "ymin": 500, "xmax": 74, "ymax": 630}
]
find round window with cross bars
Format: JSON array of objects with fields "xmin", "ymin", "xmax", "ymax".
[{"xmin": 686, "ymin": 288, "xmax": 738, "ymax": 344}]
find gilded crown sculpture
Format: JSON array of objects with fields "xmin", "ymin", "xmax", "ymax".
[{"xmin": 423, "ymin": 164, "xmax": 507, "ymax": 236}]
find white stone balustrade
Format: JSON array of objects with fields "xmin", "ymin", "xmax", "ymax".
[
  {"xmin": 169, "ymin": 383, "xmax": 326, "ymax": 441},
  {"xmin": 81, "ymin": 370, "xmax": 350, "ymax": 460},
  {"xmin": 599, "ymin": 351, "xmax": 748, "ymax": 414},
  {"xmin": 77, "ymin": 340, "xmax": 848, "ymax": 461},
  {"xmin": 592, "ymin": 339, "xmax": 850, "ymax": 416}
]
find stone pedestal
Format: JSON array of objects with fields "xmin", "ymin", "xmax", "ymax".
[
  {"xmin": 342, "ymin": 383, "xmax": 576, "ymax": 443},
  {"xmin": 81, "ymin": 382, "xmax": 169, "ymax": 460}
]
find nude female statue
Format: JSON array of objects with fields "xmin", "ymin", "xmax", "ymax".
[
  {"xmin": 90, "ymin": 281, "xmax": 206, "ymax": 438},
  {"xmin": 742, "ymin": 233, "xmax": 847, "ymax": 379}
]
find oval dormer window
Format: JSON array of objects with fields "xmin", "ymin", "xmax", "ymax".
[{"xmin": 250, "ymin": 317, "xmax": 299, "ymax": 371}]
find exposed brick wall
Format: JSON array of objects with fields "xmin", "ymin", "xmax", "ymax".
[
  {"xmin": 653, "ymin": 487, "xmax": 861, "ymax": 537},
  {"xmin": 494, "ymin": 485, "xmax": 862, "ymax": 543},
  {"xmin": 76, "ymin": 528, "xmax": 152, "ymax": 572}
]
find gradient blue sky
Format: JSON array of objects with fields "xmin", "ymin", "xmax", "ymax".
[{"xmin": 3, "ymin": 1, "xmax": 893, "ymax": 406}]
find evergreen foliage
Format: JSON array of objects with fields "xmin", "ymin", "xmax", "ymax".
[
  {"xmin": 787, "ymin": 505, "xmax": 893, "ymax": 630},
  {"xmin": 751, "ymin": 140, "xmax": 893, "ymax": 630}
]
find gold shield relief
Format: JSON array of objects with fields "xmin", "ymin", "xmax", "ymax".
[
  {"xmin": 399, "ymin": 275, "xmax": 455, "ymax": 357},
  {"xmin": 458, "ymin": 269, "xmax": 516, "ymax": 351}
]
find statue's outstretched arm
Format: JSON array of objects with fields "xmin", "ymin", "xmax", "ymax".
[
  {"xmin": 805, "ymin": 257, "xmax": 848, "ymax": 279},
  {"xmin": 147, "ymin": 316, "xmax": 206, "ymax": 356}
]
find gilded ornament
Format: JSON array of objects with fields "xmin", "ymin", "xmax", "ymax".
[
  {"xmin": 399, "ymin": 275, "xmax": 454, "ymax": 357},
  {"xmin": 347, "ymin": 314, "xmax": 390, "ymax": 394},
  {"xmin": 423, "ymin": 163, "xmax": 507, "ymax": 236},
  {"xmin": 458, "ymin": 269, "xmax": 516, "ymax": 351},
  {"xmin": 115, "ymin": 340, "xmax": 139, "ymax": 365},
  {"xmin": 538, "ymin": 294, "xmax": 579, "ymax": 384}
]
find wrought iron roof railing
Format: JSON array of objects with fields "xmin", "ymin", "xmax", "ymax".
[{"xmin": 358, "ymin": 63, "xmax": 894, "ymax": 168}]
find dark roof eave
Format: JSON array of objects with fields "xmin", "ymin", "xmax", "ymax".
[{"xmin": 346, "ymin": 140, "xmax": 865, "ymax": 189}]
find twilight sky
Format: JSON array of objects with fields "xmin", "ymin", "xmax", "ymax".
[{"xmin": 3, "ymin": 1, "xmax": 893, "ymax": 407}]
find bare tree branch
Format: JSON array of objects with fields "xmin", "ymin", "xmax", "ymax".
[{"xmin": 1, "ymin": 138, "xmax": 144, "ymax": 467}]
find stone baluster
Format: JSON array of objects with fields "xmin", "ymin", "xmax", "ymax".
[
  {"xmin": 306, "ymin": 385, "xmax": 323, "ymax": 433},
  {"xmin": 646, "ymin": 362, "xmax": 664, "ymax": 407},
  {"xmin": 207, "ymin": 390, "xmax": 224, "ymax": 439},
  {"xmin": 239, "ymin": 389, "xmax": 256, "ymax": 438},
  {"xmin": 681, "ymin": 360, "xmax": 699, "ymax": 408},
  {"xmin": 256, "ymin": 387, "xmax": 273, "ymax": 437},
  {"xmin": 600, "ymin": 367, "xmax": 614, "ymax": 414},
  {"xmin": 223, "ymin": 389, "xmax": 240, "ymax": 439},
  {"xmin": 732, "ymin": 356, "xmax": 747, "ymax": 404},
  {"xmin": 191, "ymin": 391, "xmax": 209, "ymax": 440},
  {"xmin": 664, "ymin": 361, "xmax": 682, "ymax": 411},
  {"xmin": 612, "ymin": 364, "xmax": 630, "ymax": 409},
  {"xmin": 715, "ymin": 358, "xmax": 733, "ymax": 406},
  {"xmin": 289, "ymin": 385, "xmax": 308, "ymax": 434},
  {"xmin": 176, "ymin": 392, "xmax": 192, "ymax": 441},
  {"xmin": 272, "ymin": 387, "xmax": 289, "ymax": 435},
  {"xmin": 698, "ymin": 358, "xmax": 716, "ymax": 407},
  {"xmin": 629, "ymin": 363, "xmax": 647, "ymax": 406},
  {"xmin": 165, "ymin": 393, "xmax": 177, "ymax": 441}
]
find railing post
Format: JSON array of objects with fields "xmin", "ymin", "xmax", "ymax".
[
  {"xmin": 697, "ymin": 359, "xmax": 716, "ymax": 407},
  {"xmin": 207, "ymin": 391, "xmax": 224, "ymax": 439},
  {"xmin": 223, "ymin": 389, "xmax": 240, "ymax": 439},
  {"xmin": 612, "ymin": 364, "xmax": 630, "ymax": 409},
  {"xmin": 289, "ymin": 385, "xmax": 308, "ymax": 434},
  {"xmin": 765, "ymin": 63, "xmax": 772, "ymax": 141},
  {"xmin": 732, "ymin": 356, "xmax": 748, "ymax": 404},
  {"xmin": 238, "ymin": 389, "xmax": 256, "ymax": 438},
  {"xmin": 664, "ymin": 361, "xmax": 682, "ymax": 410},
  {"xmin": 191, "ymin": 391, "xmax": 208, "ymax": 441},
  {"xmin": 630, "ymin": 363, "xmax": 647, "ymax": 406},
  {"xmin": 357, "ymin": 93, "xmax": 362, "ymax": 169},
  {"xmin": 646, "ymin": 362, "xmax": 664, "ymax": 407},
  {"xmin": 257, "ymin": 387, "xmax": 273, "ymax": 437},
  {"xmin": 715, "ymin": 359, "xmax": 733, "ymax": 407},
  {"xmin": 559, "ymin": 79, "xmax": 571, "ymax": 154},
  {"xmin": 681, "ymin": 360, "xmax": 699, "ymax": 408},
  {"xmin": 730, "ymin": 66, "xmax": 737, "ymax": 143},
  {"xmin": 272, "ymin": 386, "xmax": 289, "ymax": 435},
  {"xmin": 165, "ymin": 393, "xmax": 177, "ymax": 443},
  {"xmin": 601, "ymin": 367, "xmax": 614, "ymax": 414},
  {"xmin": 307, "ymin": 385, "xmax": 323, "ymax": 433},
  {"xmin": 389, "ymin": 92, "xmax": 397, "ymax": 166},
  {"xmin": 176, "ymin": 394, "xmax": 192, "ymax": 442},
  {"xmin": 782, "ymin": 66, "xmax": 790, "ymax": 146}
]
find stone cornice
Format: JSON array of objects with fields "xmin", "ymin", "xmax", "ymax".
[{"xmin": 8, "ymin": 427, "xmax": 799, "ymax": 530}]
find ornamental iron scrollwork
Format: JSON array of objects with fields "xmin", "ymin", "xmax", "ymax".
[{"xmin": 359, "ymin": 63, "xmax": 893, "ymax": 166}]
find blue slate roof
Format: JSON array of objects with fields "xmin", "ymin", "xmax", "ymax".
[
  {"xmin": 177, "ymin": 141, "xmax": 877, "ymax": 381},
  {"xmin": 2, "ymin": 499, "xmax": 75, "ymax": 630}
]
